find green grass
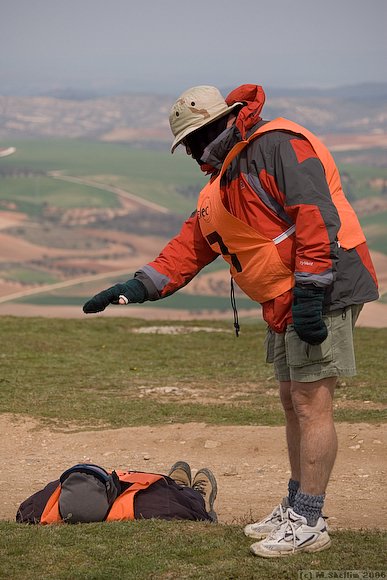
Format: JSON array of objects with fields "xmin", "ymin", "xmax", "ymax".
[
  {"xmin": 0, "ymin": 521, "xmax": 385, "ymax": 580},
  {"xmin": 0, "ymin": 317, "xmax": 385, "ymax": 428}
]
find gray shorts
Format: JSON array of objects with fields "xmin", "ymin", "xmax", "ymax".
[{"xmin": 265, "ymin": 304, "xmax": 363, "ymax": 383}]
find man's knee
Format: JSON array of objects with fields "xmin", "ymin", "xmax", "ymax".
[{"xmin": 290, "ymin": 378, "xmax": 336, "ymax": 422}]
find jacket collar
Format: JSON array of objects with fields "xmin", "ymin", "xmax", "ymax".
[{"xmin": 200, "ymin": 120, "xmax": 268, "ymax": 173}]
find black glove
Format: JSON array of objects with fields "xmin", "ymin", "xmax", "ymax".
[
  {"xmin": 292, "ymin": 285, "xmax": 328, "ymax": 345},
  {"xmin": 83, "ymin": 278, "xmax": 148, "ymax": 314}
]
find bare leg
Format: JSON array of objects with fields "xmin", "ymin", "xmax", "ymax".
[
  {"xmin": 279, "ymin": 380, "xmax": 300, "ymax": 482},
  {"xmin": 291, "ymin": 377, "xmax": 337, "ymax": 495}
]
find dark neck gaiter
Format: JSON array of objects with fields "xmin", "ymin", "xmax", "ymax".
[{"xmin": 185, "ymin": 114, "xmax": 229, "ymax": 165}]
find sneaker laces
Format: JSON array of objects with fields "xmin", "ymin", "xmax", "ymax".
[
  {"xmin": 274, "ymin": 502, "xmax": 287, "ymax": 522},
  {"xmin": 262, "ymin": 502, "xmax": 287, "ymax": 525},
  {"xmin": 192, "ymin": 480, "xmax": 206, "ymax": 496},
  {"xmin": 266, "ymin": 516, "xmax": 303, "ymax": 553}
]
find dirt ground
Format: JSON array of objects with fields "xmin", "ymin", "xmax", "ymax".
[{"xmin": 1, "ymin": 414, "xmax": 385, "ymax": 530}]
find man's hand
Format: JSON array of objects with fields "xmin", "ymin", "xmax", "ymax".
[
  {"xmin": 83, "ymin": 279, "xmax": 148, "ymax": 314},
  {"xmin": 292, "ymin": 285, "xmax": 328, "ymax": 345}
]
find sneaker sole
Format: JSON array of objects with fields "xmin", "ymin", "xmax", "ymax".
[
  {"xmin": 250, "ymin": 534, "xmax": 332, "ymax": 558},
  {"xmin": 208, "ymin": 509, "xmax": 218, "ymax": 523},
  {"xmin": 244, "ymin": 530, "xmax": 270, "ymax": 540}
]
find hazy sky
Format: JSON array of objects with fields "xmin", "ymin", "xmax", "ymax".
[{"xmin": 1, "ymin": 0, "xmax": 386, "ymax": 95}]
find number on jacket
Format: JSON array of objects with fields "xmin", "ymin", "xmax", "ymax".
[{"xmin": 206, "ymin": 231, "xmax": 242, "ymax": 272}]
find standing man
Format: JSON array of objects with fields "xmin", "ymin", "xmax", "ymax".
[{"xmin": 83, "ymin": 84, "xmax": 378, "ymax": 557}]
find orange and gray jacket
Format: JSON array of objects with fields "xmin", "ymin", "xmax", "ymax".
[
  {"xmin": 134, "ymin": 86, "xmax": 378, "ymax": 332},
  {"xmin": 40, "ymin": 471, "xmax": 163, "ymax": 523},
  {"xmin": 17, "ymin": 470, "xmax": 211, "ymax": 524}
]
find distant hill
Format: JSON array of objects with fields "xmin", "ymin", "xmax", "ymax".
[
  {"xmin": 261, "ymin": 82, "xmax": 387, "ymax": 100},
  {"xmin": 1, "ymin": 83, "xmax": 387, "ymax": 143}
]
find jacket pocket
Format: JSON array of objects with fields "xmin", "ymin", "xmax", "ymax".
[{"xmin": 285, "ymin": 318, "xmax": 333, "ymax": 367}]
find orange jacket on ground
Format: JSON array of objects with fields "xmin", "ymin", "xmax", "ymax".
[
  {"xmin": 40, "ymin": 471, "xmax": 163, "ymax": 524},
  {"xmin": 17, "ymin": 471, "xmax": 211, "ymax": 524}
]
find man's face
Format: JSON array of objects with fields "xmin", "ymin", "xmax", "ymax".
[{"xmin": 182, "ymin": 114, "xmax": 229, "ymax": 165}]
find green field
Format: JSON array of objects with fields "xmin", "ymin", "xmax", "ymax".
[
  {"xmin": 0, "ymin": 139, "xmax": 206, "ymax": 214},
  {"xmin": 0, "ymin": 175, "xmax": 121, "ymax": 213},
  {"xmin": 359, "ymin": 211, "xmax": 387, "ymax": 255},
  {"xmin": 335, "ymin": 158, "xmax": 387, "ymax": 200},
  {"xmin": 0, "ymin": 317, "xmax": 385, "ymax": 427},
  {"xmin": 2, "ymin": 267, "xmax": 60, "ymax": 285},
  {"xmin": 1, "ymin": 138, "xmax": 386, "ymax": 223}
]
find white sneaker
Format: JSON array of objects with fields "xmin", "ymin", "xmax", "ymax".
[
  {"xmin": 250, "ymin": 508, "xmax": 331, "ymax": 558},
  {"xmin": 244, "ymin": 498, "xmax": 290, "ymax": 540}
]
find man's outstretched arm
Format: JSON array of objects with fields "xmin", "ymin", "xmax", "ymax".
[{"xmin": 83, "ymin": 212, "xmax": 218, "ymax": 314}]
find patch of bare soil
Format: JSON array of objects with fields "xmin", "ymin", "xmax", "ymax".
[
  {"xmin": 1, "ymin": 414, "xmax": 385, "ymax": 530},
  {"xmin": 0, "ymin": 210, "xmax": 26, "ymax": 230}
]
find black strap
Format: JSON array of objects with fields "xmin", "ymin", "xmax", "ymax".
[{"xmin": 230, "ymin": 278, "xmax": 240, "ymax": 337}]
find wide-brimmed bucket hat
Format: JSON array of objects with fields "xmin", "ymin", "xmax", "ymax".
[{"xmin": 169, "ymin": 85, "xmax": 243, "ymax": 153}]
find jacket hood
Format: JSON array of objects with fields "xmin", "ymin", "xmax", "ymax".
[
  {"xmin": 200, "ymin": 84, "xmax": 266, "ymax": 174},
  {"xmin": 226, "ymin": 84, "xmax": 266, "ymax": 139}
]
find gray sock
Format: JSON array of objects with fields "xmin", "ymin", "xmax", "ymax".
[
  {"xmin": 287, "ymin": 479, "xmax": 300, "ymax": 507},
  {"xmin": 293, "ymin": 491, "xmax": 325, "ymax": 526}
]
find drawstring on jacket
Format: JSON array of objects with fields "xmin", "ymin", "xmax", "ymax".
[{"xmin": 230, "ymin": 278, "xmax": 240, "ymax": 337}]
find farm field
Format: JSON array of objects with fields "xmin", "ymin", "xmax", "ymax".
[{"xmin": 0, "ymin": 139, "xmax": 206, "ymax": 213}]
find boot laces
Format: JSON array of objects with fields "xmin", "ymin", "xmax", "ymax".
[{"xmin": 193, "ymin": 481, "xmax": 206, "ymax": 496}]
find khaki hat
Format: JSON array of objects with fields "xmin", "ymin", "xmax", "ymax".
[{"xmin": 169, "ymin": 85, "xmax": 243, "ymax": 153}]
